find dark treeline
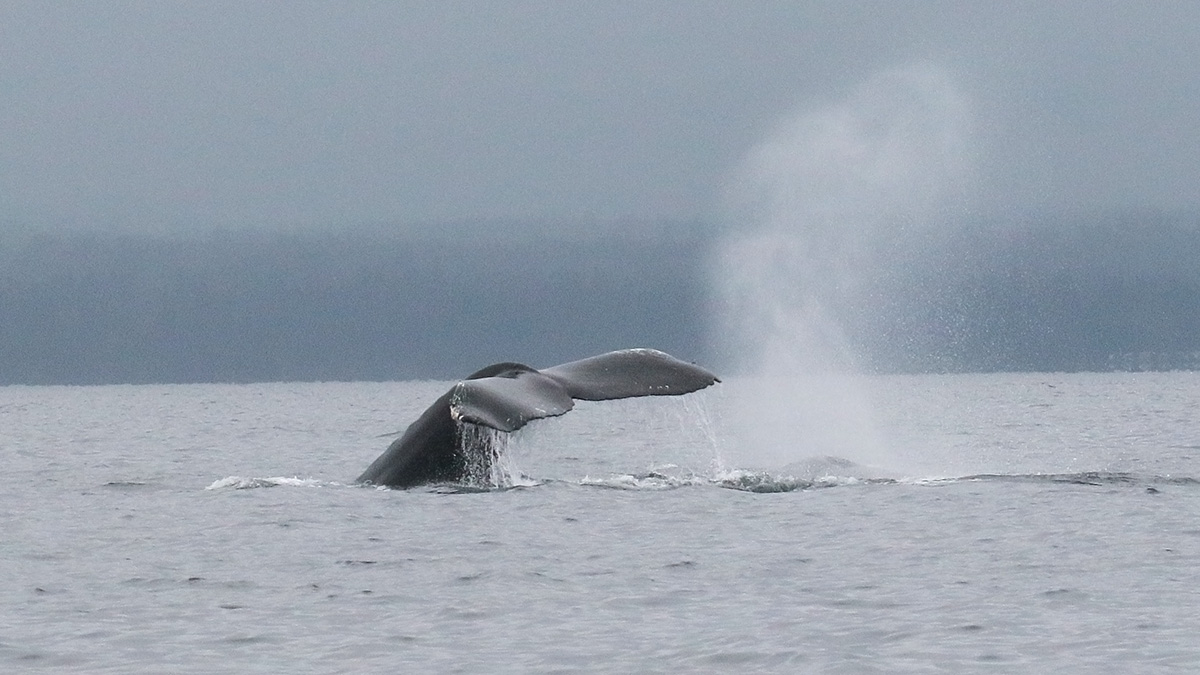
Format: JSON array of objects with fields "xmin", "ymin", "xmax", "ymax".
[
  {"xmin": 851, "ymin": 210, "xmax": 1200, "ymax": 373},
  {"xmin": 0, "ymin": 212, "xmax": 1198, "ymax": 384},
  {"xmin": 0, "ymin": 224, "xmax": 711, "ymax": 384}
]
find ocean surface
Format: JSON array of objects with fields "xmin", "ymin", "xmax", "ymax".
[{"xmin": 3, "ymin": 371, "xmax": 1199, "ymax": 673}]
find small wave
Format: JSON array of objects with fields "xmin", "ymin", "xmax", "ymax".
[
  {"xmin": 205, "ymin": 476, "xmax": 327, "ymax": 490},
  {"xmin": 575, "ymin": 467, "xmax": 882, "ymax": 493},
  {"xmin": 952, "ymin": 471, "xmax": 1200, "ymax": 488},
  {"xmin": 715, "ymin": 470, "xmax": 813, "ymax": 493},
  {"xmin": 707, "ymin": 456, "xmax": 898, "ymax": 493},
  {"xmin": 427, "ymin": 479, "xmax": 543, "ymax": 494},
  {"xmin": 714, "ymin": 468, "xmax": 894, "ymax": 493},
  {"xmin": 100, "ymin": 480, "xmax": 161, "ymax": 491},
  {"xmin": 572, "ymin": 455, "xmax": 895, "ymax": 492},
  {"xmin": 579, "ymin": 471, "xmax": 709, "ymax": 490},
  {"xmin": 711, "ymin": 469, "xmax": 1200, "ymax": 493}
]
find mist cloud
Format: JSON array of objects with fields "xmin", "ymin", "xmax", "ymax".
[
  {"xmin": 714, "ymin": 63, "xmax": 972, "ymax": 375},
  {"xmin": 710, "ymin": 63, "xmax": 973, "ymax": 466}
]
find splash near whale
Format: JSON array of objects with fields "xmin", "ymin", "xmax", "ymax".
[{"xmin": 356, "ymin": 348, "xmax": 719, "ymax": 488}]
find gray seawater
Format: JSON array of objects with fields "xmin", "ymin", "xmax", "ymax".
[{"xmin": 3, "ymin": 372, "xmax": 1200, "ymax": 673}]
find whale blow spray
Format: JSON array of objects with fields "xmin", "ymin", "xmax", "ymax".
[{"xmin": 712, "ymin": 63, "xmax": 972, "ymax": 468}]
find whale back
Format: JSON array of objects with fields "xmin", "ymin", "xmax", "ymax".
[
  {"xmin": 356, "ymin": 389, "xmax": 460, "ymax": 488},
  {"xmin": 464, "ymin": 362, "xmax": 537, "ymax": 380}
]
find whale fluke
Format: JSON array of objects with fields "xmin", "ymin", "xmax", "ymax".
[
  {"xmin": 451, "ymin": 369, "xmax": 574, "ymax": 432},
  {"xmin": 540, "ymin": 348, "xmax": 721, "ymax": 400},
  {"xmin": 356, "ymin": 348, "xmax": 719, "ymax": 488}
]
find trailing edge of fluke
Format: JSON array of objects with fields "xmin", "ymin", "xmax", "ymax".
[{"xmin": 356, "ymin": 348, "xmax": 719, "ymax": 488}]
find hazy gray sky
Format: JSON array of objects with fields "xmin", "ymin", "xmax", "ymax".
[{"xmin": 2, "ymin": 1, "xmax": 1197, "ymax": 232}]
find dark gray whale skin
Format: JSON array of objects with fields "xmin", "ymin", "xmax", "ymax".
[{"xmin": 356, "ymin": 349, "xmax": 719, "ymax": 488}]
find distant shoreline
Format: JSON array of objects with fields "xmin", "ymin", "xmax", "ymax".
[{"xmin": 1, "ymin": 212, "xmax": 1198, "ymax": 385}]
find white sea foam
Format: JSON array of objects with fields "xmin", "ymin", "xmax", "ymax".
[
  {"xmin": 578, "ymin": 472, "xmax": 709, "ymax": 490},
  {"xmin": 205, "ymin": 476, "xmax": 327, "ymax": 490},
  {"xmin": 574, "ymin": 458, "xmax": 890, "ymax": 493}
]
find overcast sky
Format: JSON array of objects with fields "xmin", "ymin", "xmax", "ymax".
[{"xmin": 2, "ymin": 1, "xmax": 1198, "ymax": 233}]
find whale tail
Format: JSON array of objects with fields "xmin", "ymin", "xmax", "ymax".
[
  {"xmin": 451, "ymin": 348, "xmax": 719, "ymax": 433},
  {"xmin": 357, "ymin": 348, "xmax": 719, "ymax": 488}
]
